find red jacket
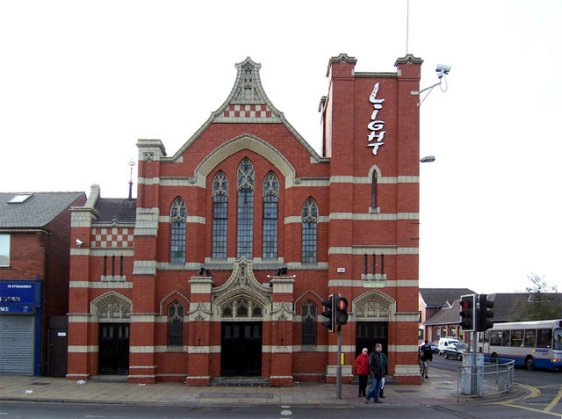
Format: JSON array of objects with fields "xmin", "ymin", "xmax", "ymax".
[{"xmin": 354, "ymin": 353, "xmax": 370, "ymax": 375}]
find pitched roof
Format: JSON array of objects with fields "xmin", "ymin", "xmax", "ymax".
[
  {"xmin": 93, "ymin": 198, "xmax": 137, "ymax": 224},
  {"xmin": 424, "ymin": 299, "xmax": 462, "ymax": 326},
  {"xmin": 168, "ymin": 57, "xmax": 325, "ymax": 163},
  {"xmin": 424, "ymin": 292, "xmax": 562, "ymax": 326},
  {"xmin": 486, "ymin": 293, "xmax": 562, "ymax": 322},
  {"xmin": 420, "ymin": 288, "xmax": 475, "ymax": 308},
  {"xmin": 0, "ymin": 192, "xmax": 85, "ymax": 229}
]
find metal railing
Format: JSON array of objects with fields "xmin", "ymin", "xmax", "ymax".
[{"xmin": 457, "ymin": 360, "xmax": 515, "ymax": 397}]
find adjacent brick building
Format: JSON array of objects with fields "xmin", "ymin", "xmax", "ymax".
[
  {"xmin": 67, "ymin": 54, "xmax": 424, "ymax": 385},
  {"xmin": 0, "ymin": 191, "xmax": 86, "ymax": 376}
]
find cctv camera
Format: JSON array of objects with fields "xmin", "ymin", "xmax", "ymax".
[
  {"xmin": 76, "ymin": 239, "xmax": 84, "ymax": 247},
  {"xmin": 435, "ymin": 64, "xmax": 451, "ymax": 78}
]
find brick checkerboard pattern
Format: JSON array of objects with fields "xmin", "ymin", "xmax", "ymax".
[{"xmin": 90, "ymin": 227, "xmax": 134, "ymax": 248}]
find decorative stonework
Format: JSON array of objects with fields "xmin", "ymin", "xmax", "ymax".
[
  {"xmin": 221, "ymin": 298, "xmax": 263, "ymax": 319},
  {"xmin": 211, "ymin": 258, "xmax": 272, "ymax": 318},
  {"xmin": 189, "ymin": 302, "xmax": 212, "ymax": 321},
  {"xmin": 356, "ymin": 301, "xmax": 389, "ymax": 319},
  {"xmin": 353, "ymin": 291, "xmax": 396, "ymax": 321},
  {"xmin": 212, "ymin": 57, "xmax": 282, "ymax": 124},
  {"xmin": 271, "ymin": 302, "xmax": 294, "ymax": 321},
  {"xmin": 91, "ymin": 227, "xmax": 134, "ymax": 249},
  {"xmin": 92, "ymin": 292, "xmax": 132, "ymax": 320}
]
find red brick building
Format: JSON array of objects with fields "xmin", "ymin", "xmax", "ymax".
[
  {"xmin": 67, "ymin": 54, "xmax": 423, "ymax": 385},
  {"xmin": 0, "ymin": 192, "xmax": 86, "ymax": 376}
]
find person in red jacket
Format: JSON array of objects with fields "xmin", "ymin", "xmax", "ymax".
[{"xmin": 354, "ymin": 347, "xmax": 370, "ymax": 397}]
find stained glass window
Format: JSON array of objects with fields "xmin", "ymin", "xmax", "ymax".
[
  {"xmin": 237, "ymin": 159, "xmax": 254, "ymax": 258},
  {"xmin": 212, "ymin": 171, "xmax": 228, "ymax": 258},
  {"xmin": 301, "ymin": 198, "xmax": 318, "ymax": 263},
  {"xmin": 170, "ymin": 198, "xmax": 186, "ymax": 264},
  {"xmin": 262, "ymin": 172, "xmax": 279, "ymax": 259},
  {"xmin": 167, "ymin": 301, "xmax": 184, "ymax": 346}
]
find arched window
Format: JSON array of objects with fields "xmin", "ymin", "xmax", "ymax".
[
  {"xmin": 237, "ymin": 158, "xmax": 254, "ymax": 258},
  {"xmin": 212, "ymin": 171, "xmax": 228, "ymax": 259},
  {"xmin": 371, "ymin": 170, "xmax": 378, "ymax": 209},
  {"xmin": 301, "ymin": 300, "xmax": 317, "ymax": 346},
  {"xmin": 262, "ymin": 171, "xmax": 279, "ymax": 259},
  {"xmin": 167, "ymin": 301, "xmax": 184, "ymax": 346},
  {"xmin": 170, "ymin": 198, "xmax": 186, "ymax": 264},
  {"xmin": 301, "ymin": 198, "xmax": 318, "ymax": 263}
]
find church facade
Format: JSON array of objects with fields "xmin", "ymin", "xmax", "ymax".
[{"xmin": 68, "ymin": 54, "xmax": 423, "ymax": 386}]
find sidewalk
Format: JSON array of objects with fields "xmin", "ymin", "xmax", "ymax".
[{"xmin": 0, "ymin": 369, "xmax": 523, "ymax": 408}]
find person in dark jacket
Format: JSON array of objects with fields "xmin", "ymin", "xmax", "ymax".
[
  {"xmin": 379, "ymin": 351, "xmax": 388, "ymax": 398},
  {"xmin": 365, "ymin": 343, "xmax": 385, "ymax": 404},
  {"xmin": 420, "ymin": 340, "xmax": 433, "ymax": 378},
  {"xmin": 354, "ymin": 347, "xmax": 370, "ymax": 397}
]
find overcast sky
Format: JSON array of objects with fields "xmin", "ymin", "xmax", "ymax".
[{"xmin": 1, "ymin": 1, "xmax": 560, "ymax": 294}]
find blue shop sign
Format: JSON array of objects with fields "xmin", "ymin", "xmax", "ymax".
[{"xmin": 0, "ymin": 280, "xmax": 41, "ymax": 313}]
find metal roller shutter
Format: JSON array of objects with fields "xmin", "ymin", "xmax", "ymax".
[{"xmin": 0, "ymin": 315, "xmax": 35, "ymax": 375}]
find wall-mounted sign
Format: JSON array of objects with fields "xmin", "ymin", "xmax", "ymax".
[
  {"xmin": 0, "ymin": 280, "xmax": 40, "ymax": 313},
  {"xmin": 367, "ymin": 82, "xmax": 386, "ymax": 155}
]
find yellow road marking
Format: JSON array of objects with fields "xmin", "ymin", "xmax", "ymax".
[
  {"xmin": 545, "ymin": 385, "xmax": 562, "ymax": 413},
  {"xmin": 496, "ymin": 401, "xmax": 561, "ymax": 417},
  {"xmin": 518, "ymin": 383, "xmax": 542, "ymax": 399}
]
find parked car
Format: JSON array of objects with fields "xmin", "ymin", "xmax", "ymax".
[
  {"xmin": 437, "ymin": 337, "xmax": 461, "ymax": 355},
  {"xmin": 443, "ymin": 341, "xmax": 467, "ymax": 361}
]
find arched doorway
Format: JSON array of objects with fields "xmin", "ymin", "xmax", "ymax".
[
  {"xmin": 219, "ymin": 297, "xmax": 264, "ymax": 376},
  {"xmin": 92, "ymin": 292, "xmax": 131, "ymax": 375},
  {"xmin": 210, "ymin": 259, "xmax": 271, "ymax": 377},
  {"xmin": 353, "ymin": 292, "xmax": 396, "ymax": 356}
]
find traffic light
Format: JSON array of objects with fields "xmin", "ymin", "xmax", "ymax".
[
  {"xmin": 459, "ymin": 294, "xmax": 476, "ymax": 332},
  {"xmin": 477, "ymin": 294, "xmax": 494, "ymax": 332},
  {"xmin": 335, "ymin": 296, "xmax": 348, "ymax": 326},
  {"xmin": 321, "ymin": 294, "xmax": 335, "ymax": 332}
]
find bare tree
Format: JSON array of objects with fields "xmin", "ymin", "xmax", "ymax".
[{"xmin": 508, "ymin": 274, "xmax": 561, "ymax": 321}]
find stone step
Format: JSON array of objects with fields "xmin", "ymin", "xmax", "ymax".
[{"xmin": 210, "ymin": 376, "xmax": 270, "ymax": 387}]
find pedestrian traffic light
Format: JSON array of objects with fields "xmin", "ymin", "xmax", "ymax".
[
  {"xmin": 335, "ymin": 296, "xmax": 348, "ymax": 326},
  {"xmin": 477, "ymin": 294, "xmax": 494, "ymax": 332},
  {"xmin": 459, "ymin": 294, "xmax": 476, "ymax": 332},
  {"xmin": 321, "ymin": 294, "xmax": 335, "ymax": 332}
]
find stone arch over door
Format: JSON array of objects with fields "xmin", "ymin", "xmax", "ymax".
[
  {"xmin": 353, "ymin": 291, "xmax": 396, "ymax": 321},
  {"xmin": 217, "ymin": 293, "xmax": 266, "ymax": 320},
  {"xmin": 91, "ymin": 291, "xmax": 132, "ymax": 322},
  {"xmin": 352, "ymin": 291, "xmax": 396, "ymax": 359},
  {"xmin": 91, "ymin": 291, "xmax": 132, "ymax": 375},
  {"xmin": 211, "ymin": 258, "xmax": 272, "ymax": 321}
]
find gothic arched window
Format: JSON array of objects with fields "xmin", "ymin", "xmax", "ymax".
[
  {"xmin": 170, "ymin": 198, "xmax": 186, "ymax": 264},
  {"xmin": 262, "ymin": 171, "xmax": 279, "ymax": 259},
  {"xmin": 371, "ymin": 170, "xmax": 378, "ymax": 209},
  {"xmin": 237, "ymin": 158, "xmax": 254, "ymax": 258},
  {"xmin": 301, "ymin": 198, "xmax": 318, "ymax": 263},
  {"xmin": 167, "ymin": 301, "xmax": 184, "ymax": 346},
  {"xmin": 301, "ymin": 300, "xmax": 317, "ymax": 346},
  {"xmin": 212, "ymin": 171, "xmax": 228, "ymax": 259}
]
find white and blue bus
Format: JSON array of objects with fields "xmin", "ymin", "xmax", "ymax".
[{"xmin": 481, "ymin": 319, "xmax": 562, "ymax": 370}]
